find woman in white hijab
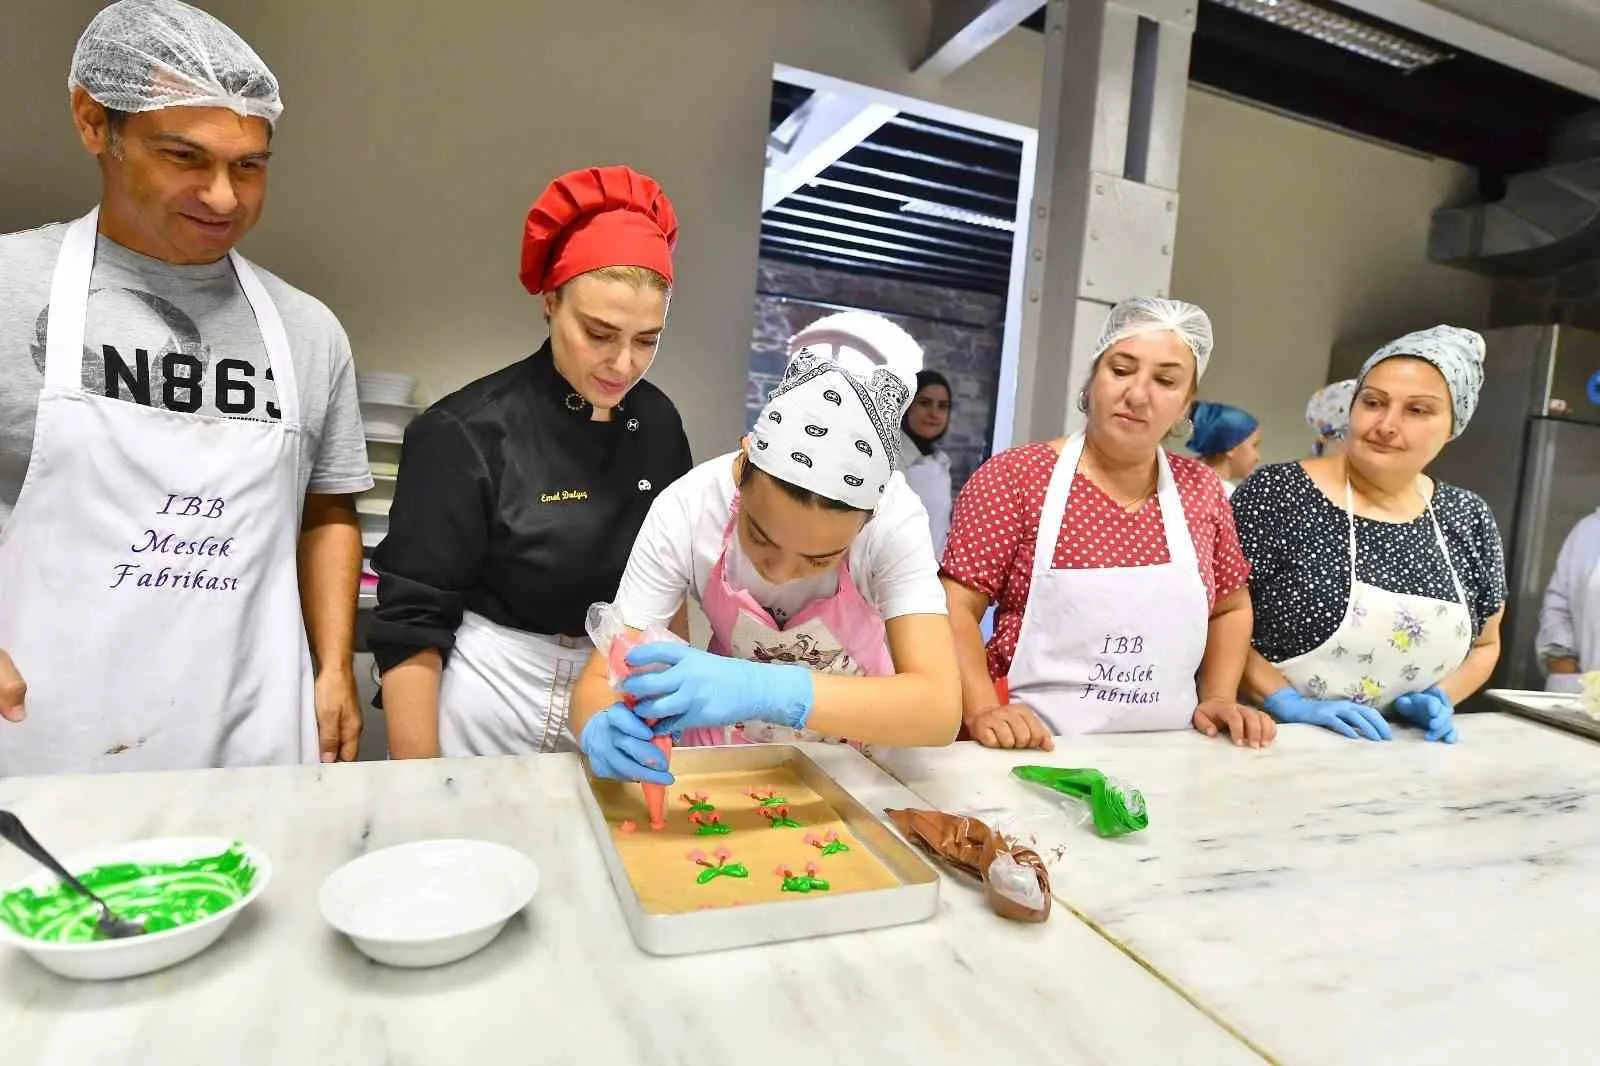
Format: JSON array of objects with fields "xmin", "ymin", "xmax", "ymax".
[{"xmin": 1236, "ymin": 327, "xmax": 1506, "ymax": 744}]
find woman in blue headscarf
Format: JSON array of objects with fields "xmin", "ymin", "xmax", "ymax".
[{"xmin": 1188, "ymin": 401, "xmax": 1261, "ymax": 497}]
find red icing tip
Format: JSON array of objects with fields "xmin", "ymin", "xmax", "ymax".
[
  {"xmin": 618, "ymin": 819, "xmax": 637, "ymax": 833},
  {"xmin": 688, "ymin": 849, "xmax": 708, "ymax": 863}
]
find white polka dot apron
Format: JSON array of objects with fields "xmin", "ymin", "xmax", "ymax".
[
  {"xmin": 1006, "ymin": 433, "xmax": 1210, "ymax": 734},
  {"xmin": 1273, "ymin": 481, "xmax": 1472, "ymax": 711},
  {"xmin": 0, "ymin": 209, "xmax": 317, "ymax": 776}
]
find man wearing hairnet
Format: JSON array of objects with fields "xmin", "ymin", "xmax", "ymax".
[{"xmin": 0, "ymin": 0, "xmax": 372, "ymax": 775}]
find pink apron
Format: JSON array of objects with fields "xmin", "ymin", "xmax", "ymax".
[{"xmin": 676, "ymin": 498, "xmax": 894, "ymax": 747}]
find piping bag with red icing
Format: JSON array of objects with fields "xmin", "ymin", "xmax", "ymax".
[{"xmin": 587, "ymin": 602, "xmax": 685, "ymax": 830}]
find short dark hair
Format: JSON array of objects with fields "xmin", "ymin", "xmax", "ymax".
[
  {"xmin": 99, "ymin": 102, "xmax": 273, "ymax": 147},
  {"xmin": 739, "ymin": 458, "xmax": 868, "ymax": 515}
]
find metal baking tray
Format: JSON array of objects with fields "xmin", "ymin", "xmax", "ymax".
[
  {"xmin": 577, "ymin": 743, "xmax": 940, "ymax": 956},
  {"xmin": 1485, "ymin": 689, "xmax": 1600, "ymax": 744}
]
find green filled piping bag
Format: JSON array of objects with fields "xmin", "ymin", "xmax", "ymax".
[{"xmin": 1012, "ymin": 766, "xmax": 1149, "ymax": 837}]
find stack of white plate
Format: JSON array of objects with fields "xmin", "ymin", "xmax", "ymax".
[
  {"xmin": 356, "ymin": 371, "xmax": 416, "ymax": 406},
  {"xmin": 357, "ymin": 372, "xmax": 417, "ymax": 441}
]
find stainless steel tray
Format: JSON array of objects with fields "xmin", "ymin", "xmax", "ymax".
[
  {"xmin": 577, "ymin": 743, "xmax": 940, "ymax": 956},
  {"xmin": 1486, "ymin": 689, "xmax": 1600, "ymax": 743}
]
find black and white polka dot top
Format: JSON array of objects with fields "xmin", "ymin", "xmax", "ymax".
[{"xmin": 1231, "ymin": 462, "xmax": 1507, "ymax": 664}]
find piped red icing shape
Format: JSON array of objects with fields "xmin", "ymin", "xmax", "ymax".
[{"xmin": 619, "ymin": 819, "xmax": 638, "ymax": 833}]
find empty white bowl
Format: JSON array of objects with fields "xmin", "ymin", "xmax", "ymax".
[
  {"xmin": 0, "ymin": 837, "xmax": 270, "ymax": 981},
  {"xmin": 318, "ymin": 839, "xmax": 538, "ymax": 969}
]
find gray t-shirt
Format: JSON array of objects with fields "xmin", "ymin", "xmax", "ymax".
[{"xmin": 0, "ymin": 222, "xmax": 372, "ymax": 528}]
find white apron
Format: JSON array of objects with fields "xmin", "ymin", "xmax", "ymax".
[
  {"xmin": 1006, "ymin": 434, "xmax": 1210, "ymax": 734},
  {"xmin": 437, "ymin": 611, "xmax": 587, "ymax": 756},
  {"xmin": 1545, "ymin": 558, "xmax": 1599, "ymax": 694},
  {"xmin": 0, "ymin": 209, "xmax": 316, "ymax": 776},
  {"xmin": 1275, "ymin": 481, "xmax": 1472, "ymax": 711}
]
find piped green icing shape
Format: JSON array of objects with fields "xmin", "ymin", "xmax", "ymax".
[
  {"xmin": 694, "ymin": 821, "xmax": 732, "ymax": 836},
  {"xmin": 780, "ymin": 874, "xmax": 830, "ymax": 893},
  {"xmin": 755, "ymin": 796, "xmax": 788, "ymax": 808},
  {"xmin": 819, "ymin": 839, "xmax": 851, "ymax": 856},
  {"xmin": 765, "ymin": 816, "xmax": 802, "ymax": 829},
  {"xmin": 0, "ymin": 843, "xmax": 256, "ymax": 942},
  {"xmin": 694, "ymin": 863, "xmax": 749, "ymax": 885}
]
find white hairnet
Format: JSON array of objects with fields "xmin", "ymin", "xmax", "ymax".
[
  {"xmin": 1093, "ymin": 296, "xmax": 1214, "ymax": 379},
  {"xmin": 68, "ymin": 0, "xmax": 282, "ymax": 126}
]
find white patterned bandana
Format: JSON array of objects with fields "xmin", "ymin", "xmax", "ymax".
[
  {"xmin": 748, "ymin": 348, "xmax": 912, "ymax": 510},
  {"xmin": 1305, "ymin": 379, "xmax": 1357, "ymax": 441},
  {"xmin": 1359, "ymin": 325, "xmax": 1486, "ymax": 439}
]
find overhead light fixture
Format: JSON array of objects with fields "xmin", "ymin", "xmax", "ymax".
[
  {"xmin": 1209, "ymin": 0, "xmax": 1451, "ymax": 71},
  {"xmin": 900, "ymin": 199, "xmax": 1016, "ymax": 232}
]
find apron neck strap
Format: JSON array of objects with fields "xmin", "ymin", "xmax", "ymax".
[
  {"xmin": 42, "ymin": 207, "xmax": 301, "ymax": 424},
  {"xmin": 42, "ymin": 211, "xmax": 100, "ymax": 392},
  {"xmin": 1033, "ymin": 434, "xmax": 1196, "ymax": 574},
  {"xmin": 1342, "ymin": 477, "xmax": 1469, "ymax": 612}
]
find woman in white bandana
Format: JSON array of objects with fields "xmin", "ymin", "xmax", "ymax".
[
  {"xmin": 569, "ymin": 348, "xmax": 960, "ymax": 781},
  {"xmin": 1235, "ymin": 326, "xmax": 1506, "ymax": 743}
]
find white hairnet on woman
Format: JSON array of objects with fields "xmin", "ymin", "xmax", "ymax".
[
  {"xmin": 68, "ymin": 0, "xmax": 282, "ymax": 125},
  {"xmin": 1092, "ymin": 295, "xmax": 1215, "ymax": 378}
]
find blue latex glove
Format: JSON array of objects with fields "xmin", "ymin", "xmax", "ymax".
[
  {"xmin": 1263, "ymin": 687, "xmax": 1393, "ymax": 741},
  {"xmin": 620, "ymin": 643, "xmax": 814, "ymax": 735},
  {"xmin": 579, "ymin": 704, "xmax": 674, "ymax": 784},
  {"xmin": 1391, "ymin": 686, "xmax": 1458, "ymax": 743}
]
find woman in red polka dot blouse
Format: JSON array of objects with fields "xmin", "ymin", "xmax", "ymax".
[{"xmin": 940, "ymin": 297, "xmax": 1275, "ymax": 749}]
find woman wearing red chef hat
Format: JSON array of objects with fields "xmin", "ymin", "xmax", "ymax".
[{"xmin": 370, "ymin": 165, "xmax": 694, "ymax": 758}]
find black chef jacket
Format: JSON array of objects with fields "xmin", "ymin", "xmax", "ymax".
[{"xmin": 367, "ymin": 344, "xmax": 693, "ymax": 672}]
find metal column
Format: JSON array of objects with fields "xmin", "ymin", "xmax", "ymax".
[{"xmin": 1010, "ymin": 0, "xmax": 1196, "ymax": 444}]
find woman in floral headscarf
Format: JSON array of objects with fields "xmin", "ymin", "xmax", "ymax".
[
  {"xmin": 1233, "ymin": 326, "xmax": 1507, "ymax": 744},
  {"xmin": 1305, "ymin": 379, "xmax": 1357, "ymax": 457}
]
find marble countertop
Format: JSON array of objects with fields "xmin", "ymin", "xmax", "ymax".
[
  {"xmin": 0, "ymin": 745, "xmax": 1260, "ymax": 1066},
  {"xmin": 875, "ymin": 714, "xmax": 1600, "ymax": 1066}
]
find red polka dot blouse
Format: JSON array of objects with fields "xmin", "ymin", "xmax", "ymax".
[{"xmin": 940, "ymin": 441, "xmax": 1250, "ymax": 680}]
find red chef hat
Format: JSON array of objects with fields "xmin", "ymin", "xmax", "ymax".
[{"xmin": 519, "ymin": 165, "xmax": 679, "ymax": 295}]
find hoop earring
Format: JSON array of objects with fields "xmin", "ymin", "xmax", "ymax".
[
  {"xmin": 1168, "ymin": 417, "xmax": 1194, "ymax": 441},
  {"xmin": 1075, "ymin": 389, "xmax": 1089, "ymax": 413}
]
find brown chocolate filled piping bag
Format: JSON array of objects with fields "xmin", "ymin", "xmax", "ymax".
[{"xmin": 885, "ymin": 808, "xmax": 1051, "ymax": 923}]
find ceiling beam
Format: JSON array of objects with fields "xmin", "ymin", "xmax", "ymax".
[
  {"xmin": 917, "ymin": 0, "xmax": 1043, "ymax": 80},
  {"xmin": 1331, "ymin": 0, "xmax": 1600, "ymax": 101},
  {"xmin": 763, "ymin": 91, "xmax": 898, "ymax": 213}
]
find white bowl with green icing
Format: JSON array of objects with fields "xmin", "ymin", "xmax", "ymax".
[
  {"xmin": 0, "ymin": 837, "xmax": 270, "ymax": 981},
  {"xmin": 318, "ymin": 839, "xmax": 538, "ymax": 968}
]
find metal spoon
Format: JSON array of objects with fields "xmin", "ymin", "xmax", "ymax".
[{"xmin": 0, "ymin": 810, "xmax": 145, "ymax": 939}]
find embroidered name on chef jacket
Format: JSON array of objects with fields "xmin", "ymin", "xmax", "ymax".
[{"xmin": 540, "ymin": 489, "xmax": 590, "ymax": 503}]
